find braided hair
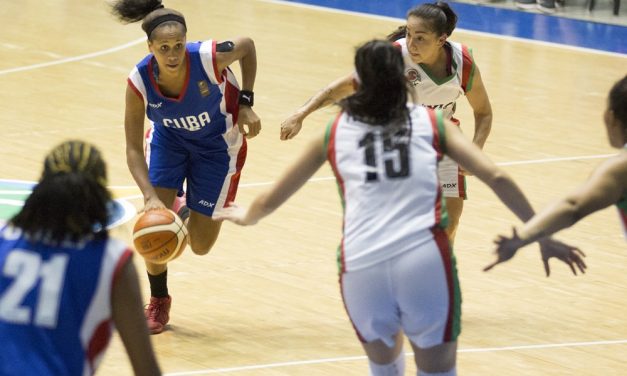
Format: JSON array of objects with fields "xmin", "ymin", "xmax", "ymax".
[{"xmin": 11, "ymin": 140, "xmax": 111, "ymax": 243}]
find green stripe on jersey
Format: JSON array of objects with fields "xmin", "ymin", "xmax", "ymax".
[
  {"xmin": 466, "ymin": 48, "xmax": 476, "ymax": 93},
  {"xmin": 323, "ymin": 118, "xmax": 334, "ymax": 153},
  {"xmin": 436, "ymin": 109, "xmax": 447, "ymax": 154},
  {"xmin": 450, "ymin": 251, "xmax": 462, "ymax": 341}
]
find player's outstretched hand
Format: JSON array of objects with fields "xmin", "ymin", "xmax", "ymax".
[
  {"xmin": 280, "ymin": 113, "xmax": 304, "ymax": 140},
  {"xmin": 213, "ymin": 202, "xmax": 256, "ymax": 226},
  {"xmin": 238, "ymin": 106, "xmax": 261, "ymax": 139},
  {"xmin": 484, "ymin": 228, "xmax": 525, "ymax": 272},
  {"xmin": 484, "ymin": 228, "xmax": 587, "ymax": 277},
  {"xmin": 538, "ymin": 238, "xmax": 586, "ymax": 277}
]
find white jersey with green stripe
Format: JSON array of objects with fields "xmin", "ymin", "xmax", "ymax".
[
  {"xmin": 325, "ymin": 105, "xmax": 449, "ymax": 272},
  {"xmin": 394, "ymin": 39, "xmax": 476, "ymax": 120}
]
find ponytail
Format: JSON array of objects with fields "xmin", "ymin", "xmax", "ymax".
[
  {"xmin": 406, "ymin": 1, "xmax": 458, "ymax": 37},
  {"xmin": 111, "ymin": 0, "xmax": 186, "ymax": 39}
]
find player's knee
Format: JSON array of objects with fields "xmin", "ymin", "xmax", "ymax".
[
  {"xmin": 190, "ymin": 246, "xmax": 211, "ymax": 255},
  {"xmin": 189, "ymin": 236, "xmax": 218, "ymax": 255},
  {"xmin": 412, "ymin": 341, "xmax": 457, "ymax": 375}
]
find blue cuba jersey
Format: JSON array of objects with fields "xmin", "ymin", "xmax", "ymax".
[
  {"xmin": 0, "ymin": 225, "xmax": 131, "ymax": 376},
  {"xmin": 128, "ymin": 40, "xmax": 241, "ymax": 153}
]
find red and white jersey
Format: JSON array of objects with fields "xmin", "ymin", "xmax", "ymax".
[
  {"xmin": 326, "ymin": 105, "xmax": 448, "ymax": 272},
  {"xmin": 394, "ymin": 39, "xmax": 475, "ymax": 121}
]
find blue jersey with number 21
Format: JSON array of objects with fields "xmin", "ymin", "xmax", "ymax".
[{"xmin": 0, "ymin": 225, "xmax": 131, "ymax": 376}]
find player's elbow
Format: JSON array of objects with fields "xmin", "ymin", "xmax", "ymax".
[
  {"xmin": 256, "ymin": 194, "xmax": 275, "ymax": 217},
  {"xmin": 561, "ymin": 197, "xmax": 587, "ymax": 225},
  {"xmin": 485, "ymin": 169, "xmax": 510, "ymax": 189},
  {"xmin": 236, "ymin": 36, "xmax": 255, "ymax": 54}
]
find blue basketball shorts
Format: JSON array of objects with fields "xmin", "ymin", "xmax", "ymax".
[{"xmin": 145, "ymin": 126, "xmax": 247, "ymax": 217}]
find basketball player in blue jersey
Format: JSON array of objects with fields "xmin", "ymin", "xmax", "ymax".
[
  {"xmin": 112, "ymin": 0, "xmax": 261, "ymax": 334},
  {"xmin": 280, "ymin": 2, "xmax": 491, "ymax": 248},
  {"xmin": 0, "ymin": 141, "xmax": 160, "ymax": 376},
  {"xmin": 216, "ymin": 40, "xmax": 584, "ymax": 376},
  {"xmin": 486, "ymin": 75, "xmax": 627, "ymax": 273}
]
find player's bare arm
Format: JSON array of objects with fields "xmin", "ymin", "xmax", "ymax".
[
  {"xmin": 215, "ymin": 37, "xmax": 261, "ymax": 138},
  {"xmin": 280, "ymin": 73, "xmax": 355, "ymax": 140},
  {"xmin": 216, "ymin": 131, "xmax": 327, "ymax": 224},
  {"xmin": 465, "ymin": 67, "xmax": 492, "ymax": 150},
  {"xmin": 517, "ymin": 155, "xmax": 626, "ymax": 245},
  {"xmin": 124, "ymin": 84, "xmax": 164, "ymax": 210},
  {"xmin": 112, "ymin": 258, "xmax": 162, "ymax": 376}
]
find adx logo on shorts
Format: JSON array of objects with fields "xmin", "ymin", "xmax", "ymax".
[{"xmin": 198, "ymin": 200, "xmax": 215, "ymax": 208}]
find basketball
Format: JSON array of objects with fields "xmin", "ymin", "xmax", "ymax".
[{"xmin": 132, "ymin": 208, "xmax": 188, "ymax": 265}]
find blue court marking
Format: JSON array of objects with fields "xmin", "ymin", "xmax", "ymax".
[
  {"xmin": 0, "ymin": 180, "xmax": 136, "ymax": 229},
  {"xmin": 283, "ymin": 0, "xmax": 627, "ymax": 54}
]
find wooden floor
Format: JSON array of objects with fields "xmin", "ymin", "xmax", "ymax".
[{"xmin": 2, "ymin": 0, "xmax": 626, "ymax": 374}]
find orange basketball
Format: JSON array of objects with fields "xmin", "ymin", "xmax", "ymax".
[{"xmin": 132, "ymin": 208, "xmax": 188, "ymax": 265}]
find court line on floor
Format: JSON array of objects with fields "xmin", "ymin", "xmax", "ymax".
[
  {"xmin": 496, "ymin": 153, "xmax": 615, "ymax": 166},
  {"xmin": 2, "ymin": 153, "xmax": 611, "ymax": 203},
  {"xmin": 0, "ymin": 37, "xmax": 145, "ymax": 76},
  {"xmin": 114, "ymin": 152, "xmax": 615, "ymax": 201},
  {"xmin": 0, "ymin": 154, "xmax": 616, "ymax": 200},
  {"xmin": 163, "ymin": 338, "xmax": 627, "ymax": 375}
]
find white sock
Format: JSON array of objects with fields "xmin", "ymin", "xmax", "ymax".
[
  {"xmin": 418, "ymin": 366, "xmax": 456, "ymax": 376},
  {"xmin": 368, "ymin": 352, "xmax": 405, "ymax": 376}
]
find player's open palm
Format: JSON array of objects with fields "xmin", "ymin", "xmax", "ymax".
[
  {"xmin": 214, "ymin": 203, "xmax": 256, "ymax": 226},
  {"xmin": 238, "ymin": 106, "xmax": 261, "ymax": 138}
]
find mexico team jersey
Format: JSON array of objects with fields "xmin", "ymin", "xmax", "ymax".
[
  {"xmin": 127, "ymin": 40, "xmax": 240, "ymax": 152},
  {"xmin": 394, "ymin": 39, "xmax": 475, "ymax": 121},
  {"xmin": 0, "ymin": 226, "xmax": 132, "ymax": 376},
  {"xmin": 326, "ymin": 105, "xmax": 448, "ymax": 272}
]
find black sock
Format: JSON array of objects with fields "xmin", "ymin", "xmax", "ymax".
[
  {"xmin": 178, "ymin": 205, "xmax": 190, "ymax": 222},
  {"xmin": 147, "ymin": 270, "xmax": 169, "ymax": 298}
]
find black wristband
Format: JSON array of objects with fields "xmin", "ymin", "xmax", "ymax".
[{"xmin": 238, "ymin": 90, "xmax": 254, "ymax": 107}]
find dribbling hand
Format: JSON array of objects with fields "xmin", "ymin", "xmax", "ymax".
[{"xmin": 142, "ymin": 196, "xmax": 166, "ymax": 213}]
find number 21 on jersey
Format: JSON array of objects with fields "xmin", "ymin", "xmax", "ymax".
[{"xmin": 0, "ymin": 250, "xmax": 69, "ymax": 328}]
